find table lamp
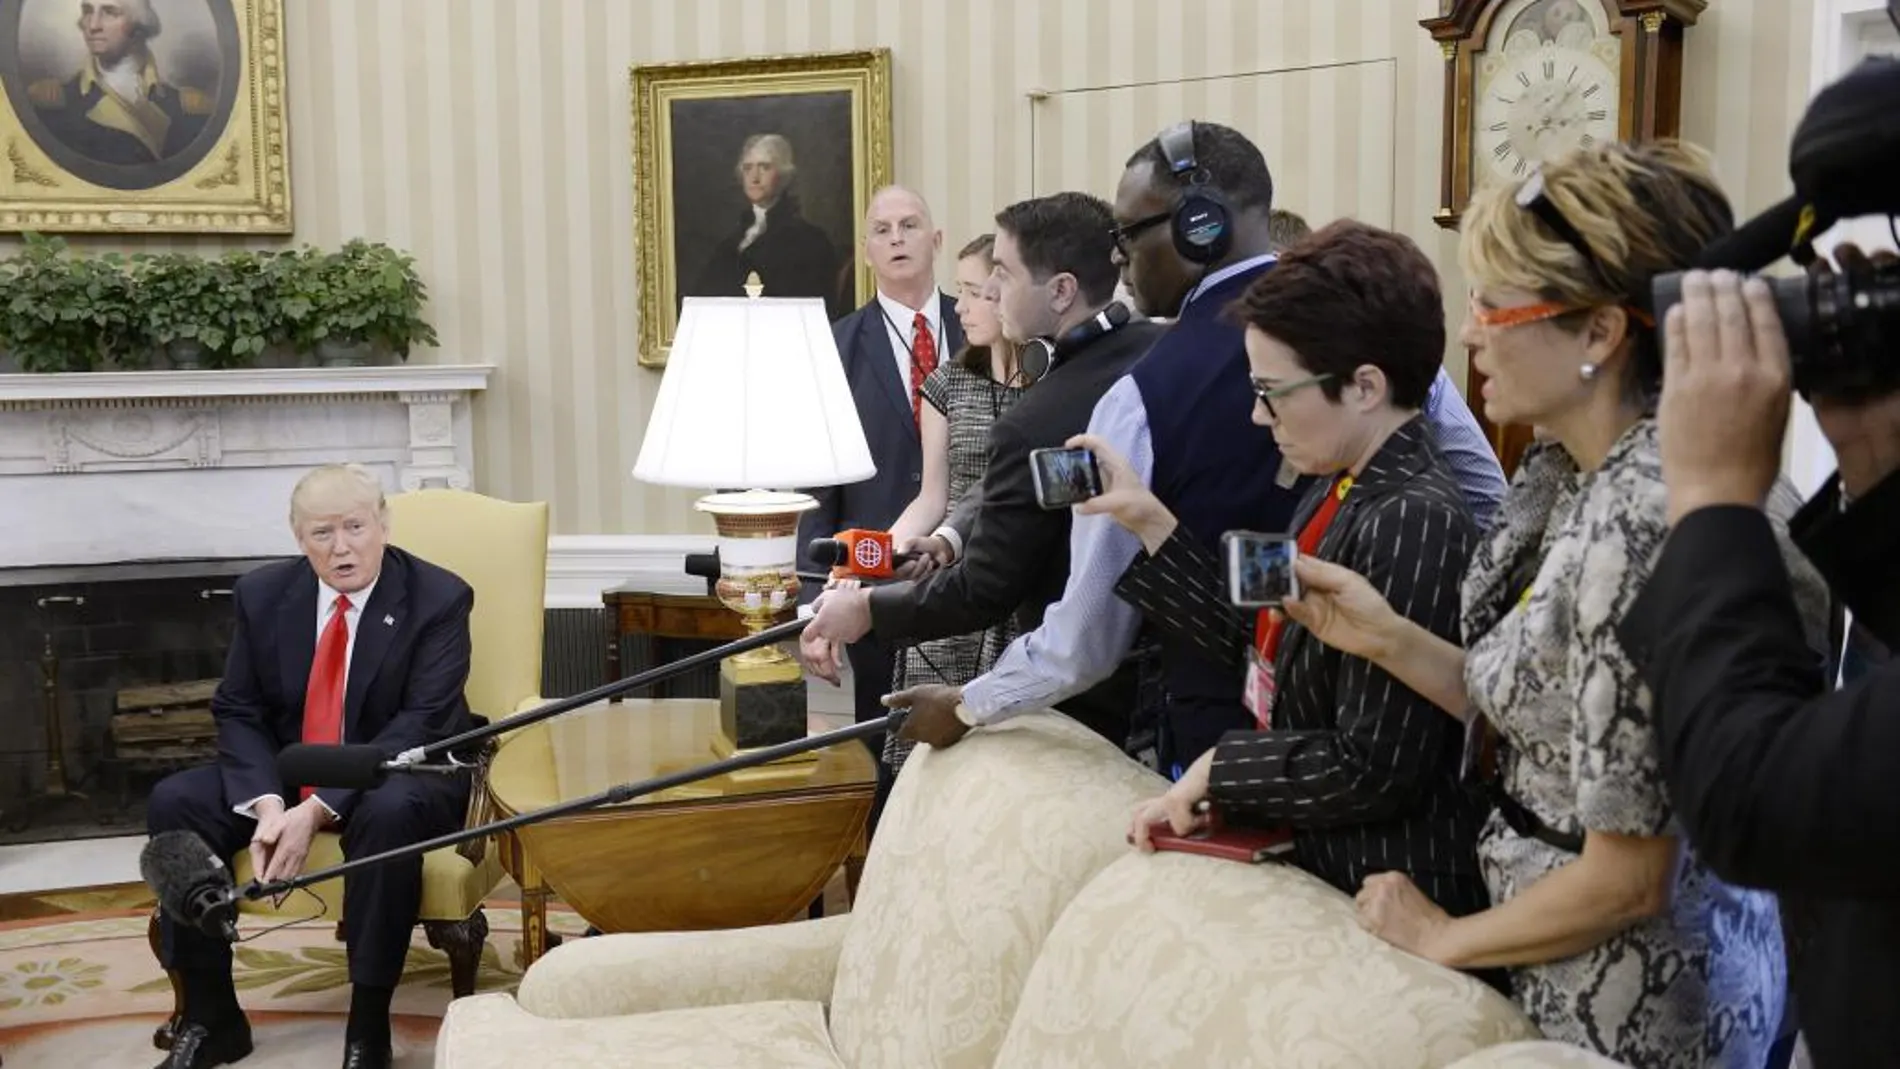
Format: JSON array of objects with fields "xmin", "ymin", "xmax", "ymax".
[{"xmin": 633, "ymin": 276, "xmax": 874, "ymax": 765}]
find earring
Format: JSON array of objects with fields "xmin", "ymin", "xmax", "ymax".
[{"xmin": 1579, "ymin": 363, "xmax": 1599, "ymax": 382}]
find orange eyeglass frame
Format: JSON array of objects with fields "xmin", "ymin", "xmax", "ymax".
[{"xmin": 1468, "ymin": 297, "xmax": 1656, "ymax": 331}]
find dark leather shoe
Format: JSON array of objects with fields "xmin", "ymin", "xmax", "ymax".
[
  {"xmin": 153, "ymin": 1019, "xmax": 254, "ymax": 1068},
  {"xmin": 340, "ymin": 1040, "xmax": 391, "ymax": 1069}
]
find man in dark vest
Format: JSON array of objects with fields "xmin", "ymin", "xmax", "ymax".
[
  {"xmin": 800, "ymin": 192, "xmax": 1166, "ymax": 751},
  {"xmin": 885, "ymin": 121, "xmax": 1501, "ymax": 777}
]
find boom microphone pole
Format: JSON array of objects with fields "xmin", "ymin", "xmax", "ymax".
[
  {"xmin": 256, "ymin": 712, "xmax": 896, "ymax": 899},
  {"xmin": 146, "ymin": 711, "xmax": 902, "ymax": 933},
  {"xmin": 334, "ymin": 616, "xmax": 812, "ymax": 779}
]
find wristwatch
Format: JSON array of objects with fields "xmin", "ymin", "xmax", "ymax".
[{"xmin": 953, "ymin": 703, "xmax": 979, "ymax": 728}]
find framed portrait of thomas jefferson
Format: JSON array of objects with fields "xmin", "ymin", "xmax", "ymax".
[
  {"xmin": 633, "ymin": 48, "xmax": 892, "ymax": 368},
  {"xmin": 0, "ymin": 0, "xmax": 290, "ymax": 233}
]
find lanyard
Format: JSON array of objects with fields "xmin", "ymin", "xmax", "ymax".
[{"xmin": 1254, "ymin": 474, "xmax": 1354, "ymax": 661}]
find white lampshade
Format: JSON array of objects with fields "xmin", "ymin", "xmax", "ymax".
[{"xmin": 634, "ymin": 295, "xmax": 875, "ymax": 490}]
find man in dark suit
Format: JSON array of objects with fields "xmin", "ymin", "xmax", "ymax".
[
  {"xmin": 684, "ymin": 133, "xmax": 849, "ymax": 320},
  {"xmin": 1616, "ymin": 263, "xmax": 1900, "ymax": 1068},
  {"xmin": 147, "ymin": 464, "xmax": 475, "ymax": 1069},
  {"xmin": 793, "ymin": 185, "xmax": 962, "ymax": 812},
  {"xmin": 30, "ymin": 0, "xmax": 213, "ymax": 167},
  {"xmin": 802, "ymin": 191, "xmax": 1166, "ymax": 747}
]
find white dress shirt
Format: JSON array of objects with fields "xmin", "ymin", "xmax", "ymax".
[
  {"xmin": 739, "ymin": 202, "xmax": 769, "ymax": 251},
  {"xmin": 234, "ymin": 576, "xmax": 377, "ymax": 821},
  {"xmin": 875, "ymin": 289, "xmax": 943, "ymax": 407}
]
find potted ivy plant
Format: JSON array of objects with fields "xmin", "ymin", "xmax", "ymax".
[
  {"xmin": 0, "ymin": 233, "xmax": 141, "ymax": 373},
  {"xmin": 130, "ymin": 251, "xmax": 213, "ymax": 369},
  {"xmin": 285, "ymin": 240, "xmax": 439, "ymax": 367},
  {"xmin": 195, "ymin": 250, "xmax": 284, "ymax": 368}
]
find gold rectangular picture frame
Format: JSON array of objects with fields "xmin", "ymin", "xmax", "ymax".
[
  {"xmin": 0, "ymin": 0, "xmax": 290, "ymax": 234},
  {"xmin": 632, "ymin": 48, "xmax": 893, "ymax": 369}
]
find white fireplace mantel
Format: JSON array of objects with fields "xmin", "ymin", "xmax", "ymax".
[{"xmin": 0, "ymin": 365, "xmax": 493, "ymax": 573}]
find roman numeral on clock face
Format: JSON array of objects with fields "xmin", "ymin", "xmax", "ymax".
[{"xmin": 1542, "ymin": 59, "xmax": 1555, "ymax": 80}]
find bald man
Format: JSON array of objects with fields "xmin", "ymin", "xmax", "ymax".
[
  {"xmin": 30, "ymin": 0, "xmax": 214, "ymax": 167},
  {"xmin": 794, "ymin": 186, "xmax": 964, "ymax": 824}
]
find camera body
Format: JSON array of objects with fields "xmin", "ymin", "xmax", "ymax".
[
  {"xmin": 1652, "ymin": 256, "xmax": 1900, "ymax": 398},
  {"xmin": 1649, "ymin": 54, "xmax": 1900, "ymax": 400}
]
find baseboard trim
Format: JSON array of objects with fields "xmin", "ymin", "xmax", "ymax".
[{"xmin": 545, "ymin": 534, "xmax": 715, "ymax": 609}]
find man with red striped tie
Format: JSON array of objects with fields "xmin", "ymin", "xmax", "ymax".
[{"xmin": 146, "ymin": 463, "xmax": 476, "ymax": 1069}]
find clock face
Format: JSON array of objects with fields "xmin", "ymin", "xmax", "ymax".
[{"xmin": 1471, "ymin": 0, "xmax": 1622, "ymax": 186}]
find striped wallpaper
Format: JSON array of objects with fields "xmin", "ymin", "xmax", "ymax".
[{"xmin": 10, "ymin": 0, "xmax": 1820, "ymax": 535}]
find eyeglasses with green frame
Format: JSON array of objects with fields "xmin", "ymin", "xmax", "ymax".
[{"xmin": 1250, "ymin": 372, "xmax": 1334, "ymax": 419}]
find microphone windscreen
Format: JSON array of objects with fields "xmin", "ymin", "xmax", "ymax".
[
  {"xmin": 139, "ymin": 830, "xmax": 230, "ymax": 921},
  {"xmin": 278, "ymin": 743, "xmax": 388, "ymax": 790},
  {"xmin": 807, "ymin": 538, "xmax": 847, "ymax": 568}
]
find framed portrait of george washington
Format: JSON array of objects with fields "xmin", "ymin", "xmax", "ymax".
[
  {"xmin": 632, "ymin": 48, "xmax": 893, "ymax": 368},
  {"xmin": 0, "ymin": 0, "xmax": 290, "ymax": 234}
]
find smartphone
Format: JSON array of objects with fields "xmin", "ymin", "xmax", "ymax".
[
  {"xmin": 1223, "ymin": 530, "xmax": 1299, "ymax": 607},
  {"xmin": 1029, "ymin": 446, "xmax": 1103, "ymax": 510}
]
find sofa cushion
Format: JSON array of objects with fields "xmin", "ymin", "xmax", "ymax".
[
  {"xmin": 992, "ymin": 851, "xmax": 1541, "ymax": 1068},
  {"xmin": 517, "ymin": 912, "xmax": 852, "ymax": 1019},
  {"xmin": 1443, "ymin": 1042, "xmax": 1633, "ymax": 1068},
  {"xmin": 434, "ymin": 994, "xmax": 844, "ymax": 1069},
  {"xmin": 827, "ymin": 712, "xmax": 1169, "ymax": 1069}
]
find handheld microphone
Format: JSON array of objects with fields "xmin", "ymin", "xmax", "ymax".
[
  {"xmin": 808, "ymin": 531, "xmax": 915, "ymax": 580},
  {"xmin": 139, "ymin": 830, "xmax": 242, "ymax": 943}
]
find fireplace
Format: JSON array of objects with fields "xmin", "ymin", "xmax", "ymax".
[
  {"xmin": 0, "ymin": 364, "xmax": 491, "ymax": 842},
  {"xmin": 0, "ymin": 564, "xmax": 260, "ymax": 840}
]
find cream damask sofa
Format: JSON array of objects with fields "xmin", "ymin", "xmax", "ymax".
[{"xmin": 436, "ymin": 712, "xmax": 1622, "ymax": 1069}]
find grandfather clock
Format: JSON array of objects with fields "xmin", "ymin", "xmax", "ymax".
[{"xmin": 1421, "ymin": 0, "xmax": 1703, "ymax": 475}]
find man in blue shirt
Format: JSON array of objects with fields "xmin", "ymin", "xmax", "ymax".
[{"xmin": 887, "ymin": 121, "xmax": 1503, "ymax": 775}]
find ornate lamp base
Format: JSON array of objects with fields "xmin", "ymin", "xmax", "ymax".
[{"xmin": 696, "ymin": 489, "xmax": 824, "ymax": 781}]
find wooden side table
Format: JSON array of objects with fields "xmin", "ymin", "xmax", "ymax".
[
  {"xmin": 487, "ymin": 698, "xmax": 875, "ymax": 966},
  {"xmin": 600, "ymin": 587, "xmax": 749, "ymax": 702}
]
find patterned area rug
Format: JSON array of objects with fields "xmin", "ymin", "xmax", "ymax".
[{"xmin": 0, "ymin": 902, "xmax": 590, "ymax": 1068}]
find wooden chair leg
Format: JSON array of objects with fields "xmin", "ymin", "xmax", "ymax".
[
  {"xmin": 148, "ymin": 908, "xmax": 184, "ymax": 1052},
  {"xmin": 423, "ymin": 910, "xmax": 491, "ymax": 999}
]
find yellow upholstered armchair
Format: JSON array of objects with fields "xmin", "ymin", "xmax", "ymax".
[{"xmin": 151, "ymin": 488, "xmax": 549, "ymax": 1049}]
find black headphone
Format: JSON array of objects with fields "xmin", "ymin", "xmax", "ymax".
[
  {"xmin": 1156, "ymin": 121, "xmax": 1233, "ymax": 265},
  {"xmin": 1020, "ymin": 302, "xmax": 1132, "ymax": 385}
]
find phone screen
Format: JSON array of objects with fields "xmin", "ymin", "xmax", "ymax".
[
  {"xmin": 1030, "ymin": 447, "xmax": 1102, "ymax": 510},
  {"xmin": 1224, "ymin": 531, "xmax": 1298, "ymax": 607}
]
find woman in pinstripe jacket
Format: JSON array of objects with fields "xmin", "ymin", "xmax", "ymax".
[{"xmin": 1075, "ymin": 218, "xmax": 1493, "ymax": 927}]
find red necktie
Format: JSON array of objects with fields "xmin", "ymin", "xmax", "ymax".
[
  {"xmin": 910, "ymin": 311, "xmax": 937, "ymax": 425},
  {"xmin": 300, "ymin": 594, "xmax": 351, "ymax": 799}
]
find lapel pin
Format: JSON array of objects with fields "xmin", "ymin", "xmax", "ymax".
[{"xmin": 383, "ymin": 615, "xmax": 395, "ymax": 626}]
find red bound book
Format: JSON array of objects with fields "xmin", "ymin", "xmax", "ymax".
[{"xmin": 1137, "ymin": 805, "xmax": 1295, "ymax": 864}]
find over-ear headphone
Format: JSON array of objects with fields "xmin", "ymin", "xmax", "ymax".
[
  {"xmin": 1020, "ymin": 302, "xmax": 1132, "ymax": 385},
  {"xmin": 1156, "ymin": 121, "xmax": 1233, "ymax": 265}
]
